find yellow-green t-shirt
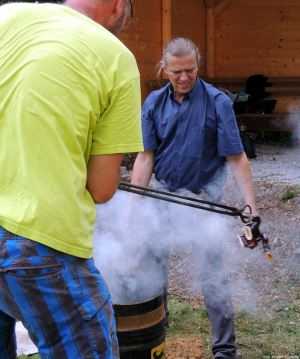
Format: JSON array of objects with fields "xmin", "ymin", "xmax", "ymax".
[{"xmin": 0, "ymin": 3, "xmax": 143, "ymax": 258}]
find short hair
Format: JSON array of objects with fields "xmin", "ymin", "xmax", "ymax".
[{"xmin": 158, "ymin": 37, "xmax": 201, "ymax": 77}]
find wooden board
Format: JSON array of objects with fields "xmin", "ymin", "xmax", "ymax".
[
  {"xmin": 214, "ymin": 0, "xmax": 300, "ymax": 77},
  {"xmin": 237, "ymin": 113, "xmax": 298, "ymax": 132},
  {"xmin": 120, "ymin": 0, "xmax": 162, "ymax": 100}
]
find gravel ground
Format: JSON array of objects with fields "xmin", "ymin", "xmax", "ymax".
[
  {"xmin": 166, "ymin": 141, "xmax": 300, "ymax": 358},
  {"xmin": 168, "ymin": 142, "xmax": 300, "ymax": 312},
  {"xmin": 250, "ymin": 143, "xmax": 300, "ymax": 184}
]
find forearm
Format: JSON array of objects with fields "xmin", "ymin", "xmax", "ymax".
[
  {"xmin": 123, "ymin": 151, "xmax": 154, "ymax": 220},
  {"xmin": 87, "ymin": 153, "xmax": 123, "ymax": 203},
  {"xmin": 131, "ymin": 151, "xmax": 154, "ymax": 187},
  {"xmin": 227, "ymin": 153, "xmax": 258, "ymax": 215}
]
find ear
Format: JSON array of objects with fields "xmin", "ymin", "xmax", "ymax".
[
  {"xmin": 94, "ymin": 0, "xmax": 126, "ymax": 30},
  {"xmin": 107, "ymin": 0, "xmax": 126, "ymax": 24},
  {"xmin": 112, "ymin": 0, "xmax": 126, "ymax": 19}
]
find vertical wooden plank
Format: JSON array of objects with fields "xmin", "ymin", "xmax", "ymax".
[
  {"xmin": 120, "ymin": 1, "xmax": 162, "ymax": 100},
  {"xmin": 206, "ymin": 6, "xmax": 215, "ymax": 78},
  {"xmin": 214, "ymin": 0, "xmax": 233, "ymax": 17},
  {"xmin": 172, "ymin": 0, "xmax": 207, "ymax": 76},
  {"xmin": 206, "ymin": 0, "xmax": 233, "ymax": 78},
  {"xmin": 214, "ymin": 0, "xmax": 300, "ymax": 77},
  {"xmin": 205, "ymin": 0, "xmax": 216, "ymax": 7},
  {"xmin": 162, "ymin": 0, "xmax": 172, "ymax": 47}
]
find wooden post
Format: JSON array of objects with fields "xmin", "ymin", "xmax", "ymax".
[
  {"xmin": 161, "ymin": 0, "xmax": 172, "ymax": 79},
  {"xmin": 206, "ymin": 4, "xmax": 215, "ymax": 78},
  {"xmin": 214, "ymin": 0, "xmax": 233, "ymax": 18},
  {"xmin": 162, "ymin": 0, "xmax": 172, "ymax": 47},
  {"xmin": 205, "ymin": 0, "xmax": 233, "ymax": 78}
]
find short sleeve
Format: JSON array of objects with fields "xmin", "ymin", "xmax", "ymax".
[
  {"xmin": 91, "ymin": 76, "xmax": 143, "ymax": 155},
  {"xmin": 215, "ymin": 97, "xmax": 244, "ymax": 157},
  {"xmin": 141, "ymin": 94, "xmax": 159, "ymax": 151}
]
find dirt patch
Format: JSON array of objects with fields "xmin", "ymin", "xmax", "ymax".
[{"xmin": 166, "ymin": 336, "xmax": 205, "ymax": 359}]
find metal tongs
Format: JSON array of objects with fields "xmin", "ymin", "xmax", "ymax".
[
  {"xmin": 119, "ymin": 181, "xmax": 273, "ymax": 259},
  {"xmin": 238, "ymin": 206, "xmax": 273, "ymax": 260}
]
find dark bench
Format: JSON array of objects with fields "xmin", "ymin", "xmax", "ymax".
[
  {"xmin": 237, "ymin": 113, "xmax": 297, "ymax": 133},
  {"xmin": 206, "ymin": 77, "xmax": 300, "ymax": 96}
]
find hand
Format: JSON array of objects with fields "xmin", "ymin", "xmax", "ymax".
[
  {"xmin": 239, "ymin": 216, "xmax": 273, "ymax": 259},
  {"xmin": 240, "ymin": 216, "xmax": 264, "ymax": 249}
]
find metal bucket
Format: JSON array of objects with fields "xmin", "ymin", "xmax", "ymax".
[{"xmin": 114, "ymin": 294, "xmax": 166, "ymax": 359}]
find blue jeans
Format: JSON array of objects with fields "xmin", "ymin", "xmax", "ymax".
[
  {"xmin": 151, "ymin": 181, "xmax": 236, "ymax": 358},
  {"xmin": 194, "ymin": 240, "xmax": 236, "ymax": 359},
  {"xmin": 0, "ymin": 312, "xmax": 16, "ymax": 359},
  {"xmin": 0, "ymin": 227, "xmax": 119, "ymax": 359}
]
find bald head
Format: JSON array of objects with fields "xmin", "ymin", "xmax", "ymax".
[{"xmin": 64, "ymin": 0, "xmax": 131, "ymax": 35}]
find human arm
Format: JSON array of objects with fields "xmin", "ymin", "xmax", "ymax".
[
  {"xmin": 87, "ymin": 153, "xmax": 123, "ymax": 203},
  {"xmin": 217, "ymin": 99, "xmax": 270, "ymax": 253},
  {"xmin": 227, "ymin": 152, "xmax": 258, "ymax": 215},
  {"xmin": 131, "ymin": 94, "xmax": 157, "ymax": 186},
  {"xmin": 87, "ymin": 53, "xmax": 142, "ymax": 202},
  {"xmin": 228, "ymin": 153, "xmax": 272, "ymax": 257},
  {"xmin": 215, "ymin": 95, "xmax": 258, "ymax": 214},
  {"xmin": 131, "ymin": 150, "xmax": 155, "ymax": 187}
]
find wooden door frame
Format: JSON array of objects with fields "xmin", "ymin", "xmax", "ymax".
[{"xmin": 205, "ymin": 0, "xmax": 233, "ymax": 77}]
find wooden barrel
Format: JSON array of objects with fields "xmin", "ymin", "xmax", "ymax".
[{"xmin": 114, "ymin": 294, "xmax": 166, "ymax": 359}]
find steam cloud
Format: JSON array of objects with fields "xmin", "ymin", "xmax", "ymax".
[
  {"xmin": 93, "ymin": 187, "xmax": 259, "ymax": 310},
  {"xmin": 288, "ymin": 109, "xmax": 300, "ymax": 144}
]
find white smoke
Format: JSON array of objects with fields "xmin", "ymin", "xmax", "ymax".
[
  {"xmin": 93, "ymin": 187, "xmax": 259, "ymax": 309},
  {"xmin": 287, "ymin": 109, "xmax": 300, "ymax": 145}
]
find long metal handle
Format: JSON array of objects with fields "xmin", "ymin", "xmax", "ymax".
[
  {"xmin": 118, "ymin": 182, "xmax": 272, "ymax": 259},
  {"xmin": 118, "ymin": 181, "xmax": 248, "ymax": 220}
]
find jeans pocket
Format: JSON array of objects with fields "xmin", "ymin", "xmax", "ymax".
[
  {"xmin": 77, "ymin": 290, "xmax": 119, "ymax": 357},
  {"xmin": 1, "ymin": 261, "xmax": 64, "ymax": 278}
]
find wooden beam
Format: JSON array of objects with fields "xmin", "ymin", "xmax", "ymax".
[
  {"xmin": 214, "ymin": 0, "xmax": 233, "ymax": 18},
  {"xmin": 205, "ymin": 0, "xmax": 216, "ymax": 8},
  {"xmin": 205, "ymin": 0, "xmax": 233, "ymax": 78},
  {"xmin": 162, "ymin": 0, "xmax": 172, "ymax": 47},
  {"xmin": 206, "ymin": 6, "xmax": 215, "ymax": 78}
]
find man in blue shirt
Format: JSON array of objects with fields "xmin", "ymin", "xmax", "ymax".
[{"xmin": 131, "ymin": 38, "xmax": 260, "ymax": 359}]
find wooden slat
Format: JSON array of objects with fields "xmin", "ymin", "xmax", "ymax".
[
  {"xmin": 216, "ymin": 29, "xmax": 300, "ymax": 42},
  {"xmin": 206, "ymin": 6, "xmax": 215, "ymax": 78},
  {"xmin": 162, "ymin": 0, "xmax": 172, "ymax": 46},
  {"xmin": 206, "ymin": 78, "xmax": 300, "ymax": 97},
  {"xmin": 205, "ymin": 0, "xmax": 216, "ymax": 7},
  {"xmin": 237, "ymin": 113, "xmax": 297, "ymax": 132},
  {"xmin": 213, "ymin": 0, "xmax": 300, "ymax": 78},
  {"xmin": 214, "ymin": 0, "xmax": 233, "ymax": 17},
  {"xmin": 120, "ymin": 0, "xmax": 162, "ymax": 100},
  {"xmin": 274, "ymin": 96, "xmax": 300, "ymax": 113},
  {"xmin": 233, "ymin": 0, "xmax": 300, "ymax": 5}
]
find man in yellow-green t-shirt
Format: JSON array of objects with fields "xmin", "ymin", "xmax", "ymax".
[{"xmin": 0, "ymin": 1, "xmax": 142, "ymax": 358}]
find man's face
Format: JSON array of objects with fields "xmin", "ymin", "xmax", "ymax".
[{"xmin": 164, "ymin": 52, "xmax": 198, "ymax": 99}]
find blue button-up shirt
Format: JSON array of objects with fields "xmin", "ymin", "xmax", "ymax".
[{"xmin": 142, "ymin": 78, "xmax": 244, "ymax": 194}]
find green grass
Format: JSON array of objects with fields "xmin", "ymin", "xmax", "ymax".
[
  {"xmin": 16, "ymin": 299, "xmax": 300, "ymax": 359},
  {"xmin": 167, "ymin": 297, "xmax": 210, "ymax": 336},
  {"xmin": 281, "ymin": 185, "xmax": 299, "ymax": 202},
  {"xmin": 167, "ymin": 297, "xmax": 300, "ymax": 359}
]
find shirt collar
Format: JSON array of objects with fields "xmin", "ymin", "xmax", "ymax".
[{"xmin": 167, "ymin": 78, "xmax": 200, "ymax": 102}]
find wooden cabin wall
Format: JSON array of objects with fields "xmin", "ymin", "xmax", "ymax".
[
  {"xmin": 120, "ymin": 0, "xmax": 300, "ymax": 108},
  {"xmin": 120, "ymin": 0, "xmax": 162, "ymax": 100},
  {"xmin": 214, "ymin": 0, "xmax": 300, "ymax": 78},
  {"xmin": 121, "ymin": 0, "xmax": 208, "ymax": 100},
  {"xmin": 171, "ymin": 0, "xmax": 207, "ymax": 76}
]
